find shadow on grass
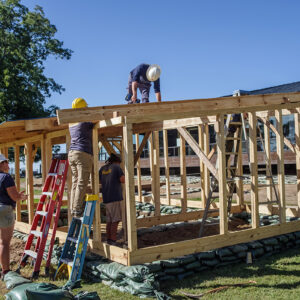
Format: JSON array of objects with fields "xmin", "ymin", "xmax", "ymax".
[{"xmin": 161, "ymin": 247, "xmax": 300, "ymax": 298}]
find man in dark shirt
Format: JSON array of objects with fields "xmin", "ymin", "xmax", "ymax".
[
  {"xmin": 99, "ymin": 153, "xmax": 125, "ymax": 245},
  {"xmin": 126, "ymin": 63, "xmax": 161, "ymax": 103},
  {"xmin": 0, "ymin": 154, "xmax": 27, "ymax": 278},
  {"xmin": 68, "ymin": 98, "xmax": 94, "ymax": 217}
]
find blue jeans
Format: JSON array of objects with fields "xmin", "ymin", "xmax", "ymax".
[{"xmin": 127, "ymin": 74, "xmax": 151, "ymax": 103}]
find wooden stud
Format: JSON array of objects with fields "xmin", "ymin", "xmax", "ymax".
[
  {"xmin": 25, "ymin": 143, "xmax": 34, "ymax": 224},
  {"xmin": 264, "ymin": 116, "xmax": 273, "ymax": 213},
  {"xmin": 153, "ymin": 131, "xmax": 161, "ymax": 216},
  {"xmin": 203, "ymin": 124, "xmax": 211, "ymax": 205},
  {"xmin": 249, "ymin": 112, "xmax": 259, "ymax": 228},
  {"xmin": 135, "ymin": 134, "xmax": 142, "ymax": 202},
  {"xmin": 14, "ymin": 146, "xmax": 21, "ymax": 222},
  {"xmin": 216, "ymin": 115, "xmax": 228, "ymax": 234},
  {"xmin": 123, "ymin": 119, "xmax": 137, "ymax": 251},
  {"xmin": 295, "ymin": 113, "xmax": 300, "ymax": 212},
  {"xmin": 65, "ymin": 132, "xmax": 72, "ymax": 225},
  {"xmin": 163, "ymin": 129, "xmax": 171, "ymax": 205},
  {"xmin": 235, "ymin": 126, "xmax": 244, "ymax": 205},
  {"xmin": 180, "ymin": 134, "xmax": 187, "ymax": 213},
  {"xmin": 92, "ymin": 126, "xmax": 101, "ymax": 248},
  {"xmin": 198, "ymin": 125, "xmax": 205, "ymax": 208},
  {"xmin": 275, "ymin": 109, "xmax": 286, "ymax": 223},
  {"xmin": 41, "ymin": 136, "xmax": 47, "ymax": 184}
]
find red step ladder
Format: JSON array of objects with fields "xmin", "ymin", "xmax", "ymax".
[{"xmin": 17, "ymin": 153, "xmax": 69, "ymax": 278}]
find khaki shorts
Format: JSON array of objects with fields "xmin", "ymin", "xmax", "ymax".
[
  {"xmin": 0, "ymin": 205, "xmax": 15, "ymax": 228},
  {"xmin": 105, "ymin": 201, "xmax": 122, "ymax": 223}
]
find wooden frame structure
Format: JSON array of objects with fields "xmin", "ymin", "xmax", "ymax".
[{"xmin": 3, "ymin": 92, "xmax": 300, "ymax": 266}]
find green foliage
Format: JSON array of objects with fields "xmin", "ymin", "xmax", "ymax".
[{"xmin": 0, "ymin": 0, "xmax": 72, "ymax": 122}]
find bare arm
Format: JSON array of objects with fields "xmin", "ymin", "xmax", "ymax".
[
  {"xmin": 6, "ymin": 186, "xmax": 27, "ymax": 202},
  {"xmin": 155, "ymin": 92, "xmax": 161, "ymax": 102},
  {"xmin": 131, "ymin": 81, "xmax": 138, "ymax": 102},
  {"xmin": 120, "ymin": 175, "xmax": 125, "ymax": 184}
]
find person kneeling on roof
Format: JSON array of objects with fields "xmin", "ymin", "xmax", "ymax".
[{"xmin": 99, "ymin": 153, "xmax": 125, "ymax": 246}]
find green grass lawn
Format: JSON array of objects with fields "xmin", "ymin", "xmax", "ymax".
[{"xmin": 2, "ymin": 247, "xmax": 300, "ymax": 299}]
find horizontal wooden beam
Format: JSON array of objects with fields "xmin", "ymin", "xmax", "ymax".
[
  {"xmin": 130, "ymin": 220, "xmax": 300, "ymax": 264},
  {"xmin": 132, "ymin": 117, "xmax": 216, "ymax": 133},
  {"xmin": 57, "ymin": 92, "xmax": 300, "ymax": 125},
  {"xmin": 137, "ymin": 205, "xmax": 242, "ymax": 228},
  {"xmin": 25, "ymin": 117, "xmax": 67, "ymax": 132},
  {"xmin": 99, "ymin": 116, "xmax": 123, "ymax": 128}
]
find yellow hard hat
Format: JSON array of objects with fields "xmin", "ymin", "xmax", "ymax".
[{"xmin": 72, "ymin": 97, "xmax": 88, "ymax": 109}]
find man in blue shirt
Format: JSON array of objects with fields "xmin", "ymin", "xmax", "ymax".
[
  {"xmin": 126, "ymin": 63, "xmax": 161, "ymax": 104},
  {"xmin": 99, "ymin": 153, "xmax": 125, "ymax": 245}
]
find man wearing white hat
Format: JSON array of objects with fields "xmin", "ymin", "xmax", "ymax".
[{"xmin": 125, "ymin": 63, "xmax": 162, "ymax": 104}]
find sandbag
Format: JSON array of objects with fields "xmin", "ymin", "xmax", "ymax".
[
  {"xmin": 164, "ymin": 267, "xmax": 185, "ymax": 275},
  {"xmin": 122, "ymin": 265, "xmax": 150, "ymax": 282},
  {"xmin": 201, "ymin": 259, "xmax": 220, "ymax": 267},
  {"xmin": 184, "ymin": 261, "xmax": 201, "ymax": 270},
  {"xmin": 26, "ymin": 288, "xmax": 73, "ymax": 300},
  {"xmin": 161, "ymin": 259, "xmax": 180, "ymax": 268},
  {"xmin": 216, "ymin": 248, "xmax": 233, "ymax": 258},
  {"xmin": 96, "ymin": 262, "xmax": 125, "ymax": 281},
  {"xmin": 5, "ymin": 282, "xmax": 58, "ymax": 300},
  {"xmin": 248, "ymin": 241, "xmax": 263, "ymax": 249},
  {"xmin": 196, "ymin": 251, "xmax": 216, "ymax": 260},
  {"xmin": 230, "ymin": 244, "xmax": 248, "ymax": 254},
  {"xmin": 73, "ymin": 291, "xmax": 100, "ymax": 300},
  {"xmin": 261, "ymin": 238, "xmax": 278, "ymax": 246},
  {"xmin": 4, "ymin": 271, "xmax": 31, "ymax": 289},
  {"xmin": 145, "ymin": 261, "xmax": 162, "ymax": 273},
  {"xmin": 177, "ymin": 271, "xmax": 194, "ymax": 280}
]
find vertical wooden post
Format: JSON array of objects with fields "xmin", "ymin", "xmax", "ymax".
[
  {"xmin": 14, "ymin": 146, "xmax": 21, "ymax": 221},
  {"xmin": 275, "ymin": 109, "xmax": 286, "ymax": 223},
  {"xmin": 25, "ymin": 143, "xmax": 34, "ymax": 224},
  {"xmin": 123, "ymin": 119, "xmax": 137, "ymax": 251},
  {"xmin": 41, "ymin": 135, "xmax": 47, "ymax": 184},
  {"xmin": 295, "ymin": 113, "xmax": 300, "ymax": 213},
  {"xmin": 135, "ymin": 134, "xmax": 142, "ymax": 202},
  {"xmin": 249, "ymin": 112, "xmax": 259, "ymax": 228},
  {"xmin": 216, "ymin": 115, "xmax": 228, "ymax": 234},
  {"xmin": 264, "ymin": 116, "xmax": 273, "ymax": 214},
  {"xmin": 198, "ymin": 125, "xmax": 205, "ymax": 209},
  {"xmin": 236, "ymin": 127, "xmax": 244, "ymax": 206},
  {"xmin": 180, "ymin": 134, "xmax": 187, "ymax": 213},
  {"xmin": 163, "ymin": 129, "xmax": 171, "ymax": 205},
  {"xmin": 92, "ymin": 126, "xmax": 101, "ymax": 248},
  {"xmin": 148, "ymin": 133, "xmax": 155, "ymax": 203},
  {"xmin": 45, "ymin": 137, "xmax": 52, "ymax": 173},
  {"xmin": 204, "ymin": 124, "xmax": 210, "ymax": 204},
  {"xmin": 120, "ymin": 140, "xmax": 127, "ymax": 243},
  {"xmin": 153, "ymin": 131, "xmax": 160, "ymax": 216},
  {"xmin": 65, "ymin": 132, "xmax": 72, "ymax": 225}
]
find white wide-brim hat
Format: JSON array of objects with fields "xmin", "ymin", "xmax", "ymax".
[{"xmin": 146, "ymin": 64, "xmax": 161, "ymax": 82}]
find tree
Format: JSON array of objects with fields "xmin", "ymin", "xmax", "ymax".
[{"xmin": 0, "ymin": 0, "xmax": 72, "ymax": 122}]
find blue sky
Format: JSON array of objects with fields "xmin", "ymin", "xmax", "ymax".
[{"xmin": 22, "ymin": 0, "xmax": 300, "ymax": 109}]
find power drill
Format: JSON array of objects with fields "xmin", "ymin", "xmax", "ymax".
[{"xmin": 125, "ymin": 93, "xmax": 140, "ymax": 104}]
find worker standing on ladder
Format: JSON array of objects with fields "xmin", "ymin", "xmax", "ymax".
[
  {"xmin": 0, "ymin": 154, "xmax": 27, "ymax": 278},
  {"xmin": 125, "ymin": 63, "xmax": 162, "ymax": 104},
  {"xmin": 69, "ymin": 98, "xmax": 94, "ymax": 218},
  {"xmin": 99, "ymin": 153, "xmax": 125, "ymax": 245}
]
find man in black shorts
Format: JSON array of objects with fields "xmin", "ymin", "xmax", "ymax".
[{"xmin": 99, "ymin": 153, "xmax": 125, "ymax": 245}]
